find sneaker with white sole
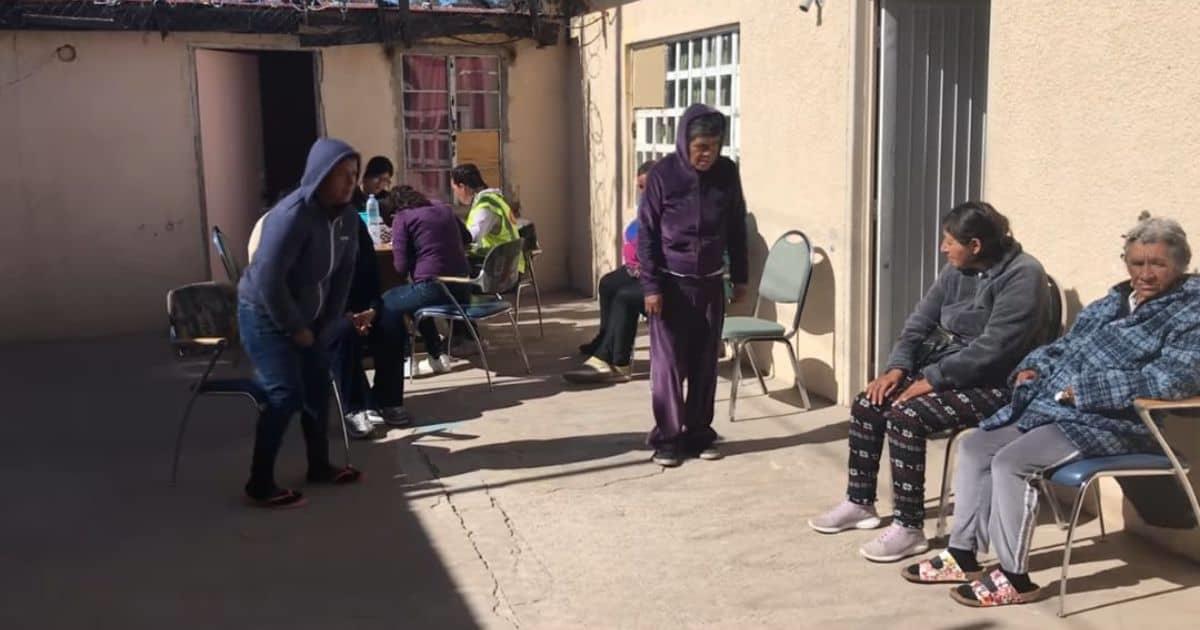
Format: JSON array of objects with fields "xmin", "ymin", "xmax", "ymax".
[
  {"xmin": 859, "ymin": 523, "xmax": 930, "ymax": 563},
  {"xmin": 381, "ymin": 406, "xmax": 412, "ymax": 427},
  {"xmin": 429, "ymin": 354, "xmax": 452, "ymax": 374},
  {"xmin": 808, "ymin": 500, "xmax": 883, "ymax": 534},
  {"xmin": 696, "ymin": 446, "xmax": 723, "ymax": 460},
  {"xmin": 365, "ymin": 409, "xmax": 385, "ymax": 426},
  {"xmin": 344, "ymin": 411, "xmax": 374, "ymax": 439}
]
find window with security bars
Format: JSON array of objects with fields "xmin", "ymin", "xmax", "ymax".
[
  {"xmin": 401, "ymin": 54, "xmax": 502, "ymax": 202},
  {"xmin": 633, "ymin": 30, "xmax": 740, "ymax": 174}
]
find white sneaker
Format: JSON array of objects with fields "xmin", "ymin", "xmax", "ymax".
[
  {"xmin": 364, "ymin": 409, "xmax": 385, "ymax": 427},
  {"xmin": 344, "ymin": 411, "xmax": 374, "ymax": 439},
  {"xmin": 859, "ymin": 523, "xmax": 930, "ymax": 563},
  {"xmin": 808, "ymin": 500, "xmax": 883, "ymax": 534},
  {"xmin": 429, "ymin": 354, "xmax": 452, "ymax": 374},
  {"xmin": 412, "ymin": 357, "xmax": 449, "ymax": 378}
]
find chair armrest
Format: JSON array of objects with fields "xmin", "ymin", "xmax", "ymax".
[
  {"xmin": 436, "ymin": 276, "xmax": 474, "ymax": 284},
  {"xmin": 1135, "ymin": 397, "xmax": 1200, "ymax": 411}
]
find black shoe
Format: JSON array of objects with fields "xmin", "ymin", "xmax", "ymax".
[
  {"xmin": 578, "ymin": 342, "xmax": 598, "ymax": 356},
  {"xmin": 651, "ymin": 448, "xmax": 683, "ymax": 467}
]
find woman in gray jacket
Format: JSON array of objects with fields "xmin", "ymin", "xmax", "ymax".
[{"xmin": 809, "ymin": 202, "xmax": 1053, "ymax": 562}]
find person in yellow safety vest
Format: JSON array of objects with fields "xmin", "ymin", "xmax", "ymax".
[{"xmin": 450, "ymin": 163, "xmax": 525, "ymax": 273}]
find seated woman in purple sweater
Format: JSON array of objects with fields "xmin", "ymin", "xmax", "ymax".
[
  {"xmin": 373, "ymin": 186, "xmax": 473, "ymax": 425},
  {"xmin": 564, "ymin": 160, "xmax": 656, "ymax": 384}
]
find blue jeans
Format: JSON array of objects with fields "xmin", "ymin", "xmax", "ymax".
[
  {"xmin": 322, "ymin": 316, "xmax": 374, "ymax": 416},
  {"xmin": 375, "ymin": 281, "xmax": 470, "ymax": 404},
  {"xmin": 238, "ymin": 301, "xmax": 332, "ymax": 495}
]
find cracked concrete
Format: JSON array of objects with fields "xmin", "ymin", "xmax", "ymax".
[{"xmin": 3, "ymin": 296, "xmax": 1198, "ymax": 629}]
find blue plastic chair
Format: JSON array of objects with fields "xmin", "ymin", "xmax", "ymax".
[
  {"xmin": 414, "ymin": 239, "xmax": 532, "ymax": 391},
  {"xmin": 721, "ymin": 230, "xmax": 814, "ymax": 421},
  {"xmin": 1045, "ymin": 397, "xmax": 1200, "ymax": 617}
]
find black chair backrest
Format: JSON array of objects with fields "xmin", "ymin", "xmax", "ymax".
[
  {"xmin": 211, "ymin": 226, "xmax": 241, "ymax": 285},
  {"xmin": 1046, "ymin": 275, "xmax": 1065, "ymax": 341},
  {"xmin": 477, "ymin": 240, "xmax": 524, "ymax": 295},
  {"xmin": 517, "ymin": 221, "xmax": 539, "ymax": 252},
  {"xmin": 167, "ymin": 282, "xmax": 238, "ymax": 343}
]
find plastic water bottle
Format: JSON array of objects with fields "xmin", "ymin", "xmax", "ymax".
[{"xmin": 366, "ymin": 194, "xmax": 383, "ymax": 244}]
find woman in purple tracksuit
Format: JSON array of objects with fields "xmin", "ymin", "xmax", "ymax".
[{"xmin": 638, "ymin": 103, "xmax": 749, "ymax": 467}]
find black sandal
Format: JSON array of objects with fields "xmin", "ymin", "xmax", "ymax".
[
  {"xmin": 307, "ymin": 465, "xmax": 364, "ymax": 485},
  {"xmin": 245, "ymin": 488, "xmax": 307, "ymax": 509}
]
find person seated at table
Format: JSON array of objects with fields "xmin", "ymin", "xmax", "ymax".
[
  {"xmin": 374, "ymin": 186, "xmax": 474, "ymax": 398},
  {"xmin": 352, "ymin": 155, "xmax": 395, "ymax": 214},
  {"xmin": 247, "ymin": 208, "xmax": 398, "ymax": 439},
  {"xmin": 903, "ymin": 214, "xmax": 1199, "ymax": 608},
  {"xmin": 808, "ymin": 202, "xmax": 1054, "ymax": 562},
  {"xmin": 450, "ymin": 163, "xmax": 522, "ymax": 271},
  {"xmin": 564, "ymin": 160, "xmax": 656, "ymax": 384}
]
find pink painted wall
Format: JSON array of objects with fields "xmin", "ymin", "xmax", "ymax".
[{"xmin": 196, "ymin": 49, "xmax": 265, "ymax": 283}]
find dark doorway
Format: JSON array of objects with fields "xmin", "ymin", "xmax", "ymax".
[{"xmin": 258, "ymin": 51, "xmax": 320, "ymax": 206}]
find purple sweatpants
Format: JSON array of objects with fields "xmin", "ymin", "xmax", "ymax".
[{"xmin": 647, "ymin": 275, "xmax": 725, "ymax": 451}]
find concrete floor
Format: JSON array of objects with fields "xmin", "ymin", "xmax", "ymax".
[{"xmin": 2, "ymin": 295, "xmax": 1198, "ymax": 629}]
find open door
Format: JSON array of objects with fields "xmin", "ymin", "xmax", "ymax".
[
  {"xmin": 196, "ymin": 49, "xmax": 265, "ymax": 283},
  {"xmin": 196, "ymin": 49, "xmax": 318, "ymax": 281}
]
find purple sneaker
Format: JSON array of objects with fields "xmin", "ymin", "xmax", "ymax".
[
  {"xmin": 808, "ymin": 500, "xmax": 882, "ymax": 534},
  {"xmin": 859, "ymin": 523, "xmax": 930, "ymax": 562}
]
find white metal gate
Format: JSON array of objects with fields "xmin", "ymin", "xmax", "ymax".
[{"xmin": 874, "ymin": 0, "xmax": 990, "ymax": 371}]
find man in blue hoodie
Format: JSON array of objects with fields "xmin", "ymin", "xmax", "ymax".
[
  {"xmin": 237, "ymin": 138, "xmax": 364, "ymax": 508},
  {"xmin": 639, "ymin": 104, "xmax": 749, "ymax": 467}
]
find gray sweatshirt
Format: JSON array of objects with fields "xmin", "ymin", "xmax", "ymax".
[
  {"xmin": 237, "ymin": 138, "xmax": 360, "ymax": 335},
  {"xmin": 886, "ymin": 242, "xmax": 1052, "ymax": 390}
]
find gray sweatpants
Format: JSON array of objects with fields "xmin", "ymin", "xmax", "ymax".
[{"xmin": 948, "ymin": 423, "xmax": 1081, "ymax": 574}]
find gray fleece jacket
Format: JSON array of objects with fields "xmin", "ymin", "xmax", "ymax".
[
  {"xmin": 237, "ymin": 138, "xmax": 360, "ymax": 336},
  {"xmin": 886, "ymin": 242, "xmax": 1052, "ymax": 390}
]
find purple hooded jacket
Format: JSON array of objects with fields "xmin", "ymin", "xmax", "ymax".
[{"xmin": 637, "ymin": 103, "xmax": 748, "ymax": 296}]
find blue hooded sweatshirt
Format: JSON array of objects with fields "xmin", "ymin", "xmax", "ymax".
[
  {"xmin": 238, "ymin": 138, "xmax": 361, "ymax": 336},
  {"xmin": 637, "ymin": 103, "xmax": 749, "ymax": 296}
]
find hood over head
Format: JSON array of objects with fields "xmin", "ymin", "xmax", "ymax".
[
  {"xmin": 298, "ymin": 137, "xmax": 360, "ymax": 205},
  {"xmin": 675, "ymin": 103, "xmax": 725, "ymax": 172}
]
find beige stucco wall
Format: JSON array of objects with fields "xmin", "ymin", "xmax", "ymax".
[
  {"xmin": 503, "ymin": 40, "xmax": 572, "ymax": 291},
  {"xmin": 319, "ymin": 44, "xmax": 399, "ymax": 171},
  {"xmin": 573, "ymin": 1, "xmax": 863, "ymax": 403},
  {"xmin": 0, "ymin": 30, "xmax": 565, "ymax": 341},
  {"xmin": 0, "ymin": 30, "xmax": 285, "ymax": 343},
  {"xmin": 986, "ymin": 0, "xmax": 1200, "ymax": 560}
]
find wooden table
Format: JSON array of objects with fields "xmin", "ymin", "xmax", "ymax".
[{"xmin": 374, "ymin": 242, "xmax": 408, "ymax": 291}]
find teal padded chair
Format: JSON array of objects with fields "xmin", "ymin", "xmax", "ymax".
[{"xmin": 721, "ymin": 230, "xmax": 814, "ymax": 422}]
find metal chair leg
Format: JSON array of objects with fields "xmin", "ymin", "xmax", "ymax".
[
  {"xmin": 729, "ymin": 341, "xmax": 743, "ymax": 423},
  {"xmin": 1094, "ymin": 482, "xmax": 1106, "ymax": 540},
  {"xmin": 783, "ymin": 339, "xmax": 812, "ymax": 410},
  {"xmin": 329, "ymin": 375, "xmax": 352, "ymax": 467},
  {"xmin": 525, "ymin": 253, "xmax": 544, "ymax": 337},
  {"xmin": 1038, "ymin": 479, "xmax": 1068, "ymax": 530},
  {"xmin": 507, "ymin": 310, "xmax": 533, "ymax": 375},
  {"xmin": 1059, "ymin": 477, "xmax": 1094, "ymax": 618},
  {"xmin": 935, "ymin": 430, "xmax": 959, "ymax": 539},
  {"xmin": 170, "ymin": 390, "xmax": 202, "ymax": 486},
  {"xmin": 461, "ymin": 316, "xmax": 493, "ymax": 391},
  {"xmin": 745, "ymin": 341, "xmax": 769, "ymax": 396}
]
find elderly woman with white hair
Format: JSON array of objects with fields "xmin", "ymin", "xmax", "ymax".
[{"xmin": 901, "ymin": 214, "xmax": 1200, "ymax": 607}]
